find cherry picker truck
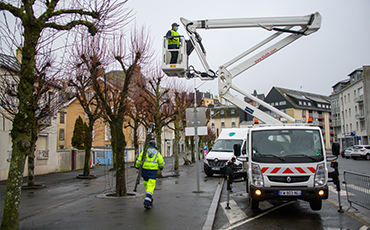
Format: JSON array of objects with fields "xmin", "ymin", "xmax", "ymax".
[{"xmin": 162, "ymin": 12, "xmax": 343, "ymax": 211}]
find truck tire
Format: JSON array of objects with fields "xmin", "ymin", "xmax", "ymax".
[
  {"xmin": 309, "ymin": 200, "xmax": 322, "ymax": 211},
  {"xmin": 251, "ymin": 198, "xmax": 259, "ymax": 210},
  {"xmin": 204, "ymin": 164, "xmax": 214, "ymax": 177}
]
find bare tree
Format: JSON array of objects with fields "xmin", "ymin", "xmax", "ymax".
[
  {"xmin": 140, "ymin": 66, "xmax": 174, "ymax": 177},
  {"xmin": 67, "ymin": 34, "xmax": 108, "ymax": 177},
  {"xmin": 126, "ymin": 75, "xmax": 147, "ymax": 160},
  {"xmin": 166, "ymin": 81, "xmax": 193, "ymax": 171},
  {"xmin": 0, "ymin": 52, "xmax": 62, "ymax": 189},
  {"xmin": 0, "ymin": 0, "xmax": 128, "ymax": 228},
  {"xmin": 91, "ymin": 26, "xmax": 153, "ymax": 196}
]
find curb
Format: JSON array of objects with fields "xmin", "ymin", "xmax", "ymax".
[{"xmin": 203, "ymin": 177, "xmax": 225, "ymax": 230}]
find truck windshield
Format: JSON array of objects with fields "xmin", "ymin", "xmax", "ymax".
[
  {"xmin": 211, "ymin": 139, "xmax": 243, "ymax": 152},
  {"xmin": 251, "ymin": 129, "xmax": 323, "ymax": 163}
]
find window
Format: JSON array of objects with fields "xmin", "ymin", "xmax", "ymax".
[
  {"xmin": 275, "ymin": 102, "xmax": 279, "ymax": 106},
  {"xmin": 220, "ymin": 110, "xmax": 224, "ymax": 115},
  {"xmin": 359, "ymin": 87, "xmax": 363, "ymax": 96},
  {"xmin": 279, "ymin": 101, "xmax": 286, "ymax": 105},
  {"xmin": 356, "ymin": 122, "xmax": 359, "ymax": 131},
  {"xmin": 318, "ymin": 104, "xmax": 321, "ymax": 108},
  {"xmin": 59, "ymin": 129, "xmax": 65, "ymax": 141},
  {"xmin": 344, "ymin": 95, "xmax": 346, "ymax": 104},
  {"xmin": 105, "ymin": 125, "xmax": 110, "ymax": 141},
  {"xmin": 307, "ymin": 102, "xmax": 312, "ymax": 106},
  {"xmin": 348, "ymin": 93, "xmax": 350, "ymax": 102},
  {"xmin": 221, "ymin": 118, "xmax": 225, "ymax": 127},
  {"xmin": 303, "ymin": 101, "xmax": 307, "ymax": 106},
  {"xmin": 298, "ymin": 101, "xmax": 302, "ymax": 105},
  {"xmin": 60, "ymin": 113, "xmax": 65, "ymax": 124},
  {"xmin": 231, "ymin": 109, "xmax": 235, "ymax": 115},
  {"xmin": 349, "ymin": 108, "xmax": 351, "ymax": 117}
]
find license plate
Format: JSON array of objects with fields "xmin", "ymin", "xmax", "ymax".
[
  {"xmin": 212, "ymin": 167, "xmax": 220, "ymax": 171},
  {"xmin": 279, "ymin": 190, "xmax": 302, "ymax": 196}
]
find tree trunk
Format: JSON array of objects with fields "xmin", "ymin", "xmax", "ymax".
[
  {"xmin": 184, "ymin": 136, "xmax": 190, "ymax": 165},
  {"xmin": 155, "ymin": 126, "xmax": 163, "ymax": 178},
  {"xmin": 133, "ymin": 124, "xmax": 139, "ymax": 161},
  {"xmin": 112, "ymin": 119, "xmax": 127, "ymax": 196},
  {"xmin": 1, "ymin": 27, "xmax": 40, "ymax": 229},
  {"xmin": 190, "ymin": 136, "xmax": 195, "ymax": 163},
  {"xmin": 83, "ymin": 124, "xmax": 93, "ymax": 176},
  {"xmin": 174, "ymin": 127, "xmax": 180, "ymax": 171}
]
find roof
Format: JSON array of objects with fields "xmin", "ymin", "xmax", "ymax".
[
  {"xmin": 274, "ymin": 86, "xmax": 330, "ymax": 111},
  {"xmin": 0, "ymin": 53, "xmax": 21, "ymax": 73}
]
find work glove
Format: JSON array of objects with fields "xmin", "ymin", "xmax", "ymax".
[{"xmin": 159, "ymin": 167, "xmax": 164, "ymax": 171}]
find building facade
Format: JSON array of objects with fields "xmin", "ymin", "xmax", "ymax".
[
  {"xmin": 262, "ymin": 87, "xmax": 333, "ymax": 149},
  {"xmin": 330, "ymin": 66, "xmax": 369, "ymax": 149}
]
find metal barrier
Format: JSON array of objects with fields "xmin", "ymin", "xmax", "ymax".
[{"xmin": 343, "ymin": 171, "xmax": 370, "ymax": 211}]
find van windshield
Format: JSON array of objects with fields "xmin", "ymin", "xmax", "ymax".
[
  {"xmin": 212, "ymin": 139, "xmax": 243, "ymax": 152},
  {"xmin": 251, "ymin": 129, "xmax": 323, "ymax": 163}
]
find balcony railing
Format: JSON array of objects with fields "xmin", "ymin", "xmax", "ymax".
[
  {"xmin": 355, "ymin": 110, "xmax": 365, "ymax": 119},
  {"xmin": 354, "ymin": 94, "xmax": 364, "ymax": 103}
]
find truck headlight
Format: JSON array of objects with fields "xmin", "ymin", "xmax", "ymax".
[
  {"xmin": 252, "ymin": 163, "xmax": 264, "ymax": 187},
  {"xmin": 314, "ymin": 163, "xmax": 325, "ymax": 187}
]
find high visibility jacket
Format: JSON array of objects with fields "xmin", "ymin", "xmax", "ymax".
[
  {"xmin": 167, "ymin": 30, "xmax": 180, "ymax": 48},
  {"xmin": 136, "ymin": 146, "xmax": 164, "ymax": 170}
]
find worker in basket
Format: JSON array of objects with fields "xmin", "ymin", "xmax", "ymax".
[{"xmin": 166, "ymin": 22, "xmax": 181, "ymax": 64}]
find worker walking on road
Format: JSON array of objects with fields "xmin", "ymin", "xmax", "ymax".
[
  {"xmin": 166, "ymin": 22, "xmax": 181, "ymax": 64},
  {"xmin": 135, "ymin": 140, "xmax": 165, "ymax": 209}
]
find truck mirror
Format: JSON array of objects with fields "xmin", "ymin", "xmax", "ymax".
[
  {"xmin": 234, "ymin": 144, "xmax": 241, "ymax": 157},
  {"xmin": 331, "ymin": 142, "xmax": 340, "ymax": 156}
]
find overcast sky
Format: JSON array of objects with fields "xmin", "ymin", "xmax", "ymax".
[{"xmin": 124, "ymin": 0, "xmax": 370, "ymax": 98}]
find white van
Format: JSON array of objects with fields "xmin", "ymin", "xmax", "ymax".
[{"xmin": 204, "ymin": 128, "xmax": 247, "ymax": 177}]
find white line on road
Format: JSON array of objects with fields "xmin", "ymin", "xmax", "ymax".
[
  {"xmin": 221, "ymin": 200, "xmax": 248, "ymax": 224},
  {"xmin": 224, "ymin": 201, "xmax": 296, "ymax": 230}
]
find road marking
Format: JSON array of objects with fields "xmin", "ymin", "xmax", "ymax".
[
  {"xmin": 224, "ymin": 201, "xmax": 295, "ymax": 230},
  {"xmin": 221, "ymin": 200, "xmax": 248, "ymax": 224},
  {"xmin": 359, "ymin": 225, "xmax": 369, "ymax": 230},
  {"xmin": 259, "ymin": 200, "xmax": 274, "ymax": 211},
  {"xmin": 329, "ymin": 185, "xmax": 353, "ymax": 196}
]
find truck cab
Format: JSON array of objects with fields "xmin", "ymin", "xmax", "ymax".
[
  {"xmin": 237, "ymin": 125, "xmax": 328, "ymax": 211},
  {"xmin": 204, "ymin": 128, "xmax": 247, "ymax": 177}
]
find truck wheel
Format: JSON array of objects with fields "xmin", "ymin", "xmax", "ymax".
[
  {"xmin": 309, "ymin": 200, "xmax": 322, "ymax": 211},
  {"xmin": 366, "ymin": 154, "xmax": 370, "ymax": 161},
  {"xmin": 204, "ymin": 165, "xmax": 213, "ymax": 177},
  {"xmin": 251, "ymin": 198, "xmax": 259, "ymax": 210}
]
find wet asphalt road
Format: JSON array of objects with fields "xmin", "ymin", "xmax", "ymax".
[
  {"xmin": 0, "ymin": 154, "xmax": 369, "ymax": 230},
  {"xmin": 0, "ymin": 156, "xmax": 221, "ymax": 230}
]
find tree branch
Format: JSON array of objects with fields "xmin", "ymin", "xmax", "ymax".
[
  {"xmin": 0, "ymin": 2, "xmax": 23, "ymax": 19},
  {"xmin": 45, "ymin": 20, "xmax": 97, "ymax": 35}
]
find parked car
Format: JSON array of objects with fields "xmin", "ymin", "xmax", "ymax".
[
  {"xmin": 351, "ymin": 145, "xmax": 370, "ymax": 160},
  {"xmin": 341, "ymin": 146, "xmax": 354, "ymax": 159}
]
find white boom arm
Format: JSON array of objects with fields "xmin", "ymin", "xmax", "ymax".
[{"xmin": 180, "ymin": 12, "xmax": 322, "ymax": 124}]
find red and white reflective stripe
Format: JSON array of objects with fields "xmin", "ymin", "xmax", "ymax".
[{"xmin": 261, "ymin": 166, "xmax": 316, "ymax": 174}]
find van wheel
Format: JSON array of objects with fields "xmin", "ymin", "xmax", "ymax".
[
  {"xmin": 251, "ymin": 198, "xmax": 259, "ymax": 210},
  {"xmin": 309, "ymin": 200, "xmax": 322, "ymax": 211},
  {"xmin": 366, "ymin": 154, "xmax": 370, "ymax": 161},
  {"xmin": 204, "ymin": 165, "xmax": 213, "ymax": 177}
]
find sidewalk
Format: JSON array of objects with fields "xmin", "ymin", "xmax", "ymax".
[{"xmin": 0, "ymin": 155, "xmax": 223, "ymax": 230}]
